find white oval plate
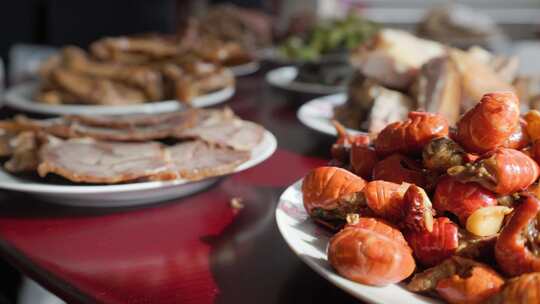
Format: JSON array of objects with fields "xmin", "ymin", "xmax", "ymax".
[
  {"xmin": 275, "ymin": 179, "xmax": 439, "ymax": 304},
  {"xmin": 229, "ymin": 61, "xmax": 260, "ymax": 77},
  {"xmin": 266, "ymin": 66, "xmax": 345, "ymax": 95},
  {"xmin": 0, "ymin": 130, "xmax": 277, "ymax": 207},
  {"xmin": 297, "ymin": 93, "xmax": 364, "ymax": 136},
  {"xmin": 4, "ymin": 81, "xmax": 235, "ymax": 116}
]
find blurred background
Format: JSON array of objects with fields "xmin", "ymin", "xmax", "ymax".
[
  {"xmin": 1, "ymin": 0, "xmax": 539, "ymax": 67},
  {"xmin": 0, "ymin": 0, "xmax": 539, "ymax": 303}
]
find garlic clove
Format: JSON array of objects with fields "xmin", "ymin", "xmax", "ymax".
[{"xmin": 466, "ymin": 206, "xmax": 513, "ymax": 237}]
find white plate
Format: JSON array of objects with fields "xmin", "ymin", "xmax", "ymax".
[
  {"xmin": 275, "ymin": 179, "xmax": 439, "ymax": 304},
  {"xmin": 297, "ymin": 93, "xmax": 364, "ymax": 136},
  {"xmin": 266, "ymin": 66, "xmax": 345, "ymax": 95},
  {"xmin": 229, "ymin": 61, "xmax": 260, "ymax": 76},
  {"xmin": 4, "ymin": 81, "xmax": 235, "ymax": 116},
  {"xmin": 0, "ymin": 131, "xmax": 277, "ymax": 207}
]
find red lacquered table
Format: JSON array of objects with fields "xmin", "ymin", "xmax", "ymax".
[{"xmin": 0, "ymin": 67, "xmax": 360, "ymax": 304}]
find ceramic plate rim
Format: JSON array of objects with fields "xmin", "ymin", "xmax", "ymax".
[
  {"xmin": 275, "ymin": 179, "xmax": 439, "ymax": 304},
  {"xmin": 229, "ymin": 61, "xmax": 260, "ymax": 76},
  {"xmin": 297, "ymin": 93, "xmax": 364, "ymax": 136},
  {"xmin": 0, "ymin": 130, "xmax": 277, "ymax": 195},
  {"xmin": 3, "ymin": 81, "xmax": 235, "ymax": 115},
  {"xmin": 265, "ymin": 66, "xmax": 345, "ymax": 95}
]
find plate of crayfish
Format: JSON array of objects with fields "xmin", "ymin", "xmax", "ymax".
[{"xmin": 276, "ymin": 91, "xmax": 540, "ymax": 304}]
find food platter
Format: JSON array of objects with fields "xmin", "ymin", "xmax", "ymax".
[
  {"xmin": 4, "ymin": 81, "xmax": 235, "ymax": 116},
  {"xmin": 0, "ymin": 130, "xmax": 276, "ymax": 207},
  {"xmin": 266, "ymin": 66, "xmax": 346, "ymax": 95},
  {"xmin": 229, "ymin": 61, "xmax": 260, "ymax": 76},
  {"xmin": 297, "ymin": 93, "xmax": 363, "ymax": 136},
  {"xmin": 275, "ymin": 179, "xmax": 438, "ymax": 304}
]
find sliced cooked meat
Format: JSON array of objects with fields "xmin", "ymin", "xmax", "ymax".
[
  {"xmin": 165, "ymin": 140, "xmax": 250, "ymax": 180},
  {"xmin": 13, "ymin": 108, "xmax": 265, "ymax": 150},
  {"xmin": 0, "ymin": 130, "xmax": 17, "ymax": 157},
  {"xmin": 14, "ymin": 116, "xmax": 72, "ymax": 138},
  {"xmin": 38, "ymin": 139, "xmax": 175, "ymax": 184},
  {"xmin": 14, "ymin": 111, "xmax": 197, "ymax": 142},
  {"xmin": 4, "ymin": 132, "xmax": 41, "ymax": 173},
  {"xmin": 175, "ymin": 119, "xmax": 264, "ymax": 151},
  {"xmin": 37, "ymin": 137, "xmax": 251, "ymax": 184},
  {"xmin": 66, "ymin": 109, "xmax": 199, "ymax": 128}
]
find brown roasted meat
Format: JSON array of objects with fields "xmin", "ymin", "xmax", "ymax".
[
  {"xmin": 61, "ymin": 47, "xmax": 164, "ymax": 100},
  {"xmin": 90, "ymin": 35, "xmax": 181, "ymax": 63},
  {"xmin": 49, "ymin": 69, "xmax": 147, "ymax": 105}
]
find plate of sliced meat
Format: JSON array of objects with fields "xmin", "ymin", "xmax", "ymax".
[
  {"xmin": 4, "ymin": 81, "xmax": 235, "ymax": 116},
  {"xmin": 0, "ymin": 108, "xmax": 276, "ymax": 207}
]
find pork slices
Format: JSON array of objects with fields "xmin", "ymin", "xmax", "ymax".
[
  {"xmin": 14, "ymin": 110, "xmax": 198, "ymax": 142},
  {"xmin": 38, "ymin": 139, "xmax": 175, "ymax": 184},
  {"xmin": 66, "ymin": 109, "xmax": 200, "ymax": 129},
  {"xmin": 37, "ymin": 138, "xmax": 250, "ymax": 184},
  {"xmin": 166, "ymin": 140, "xmax": 250, "ymax": 180},
  {"xmin": 14, "ymin": 108, "xmax": 265, "ymax": 150},
  {"xmin": 170, "ymin": 107, "xmax": 264, "ymax": 151}
]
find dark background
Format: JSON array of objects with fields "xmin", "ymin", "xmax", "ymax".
[{"xmin": 0, "ymin": 0, "xmax": 177, "ymax": 68}]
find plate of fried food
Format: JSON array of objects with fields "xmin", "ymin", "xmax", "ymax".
[
  {"xmin": 0, "ymin": 107, "xmax": 276, "ymax": 207},
  {"xmin": 298, "ymin": 29, "xmax": 527, "ymax": 137},
  {"xmin": 277, "ymin": 91, "xmax": 540, "ymax": 303},
  {"xmin": 4, "ymin": 33, "xmax": 244, "ymax": 115}
]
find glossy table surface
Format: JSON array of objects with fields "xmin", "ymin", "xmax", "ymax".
[{"xmin": 0, "ymin": 66, "xmax": 362, "ymax": 304}]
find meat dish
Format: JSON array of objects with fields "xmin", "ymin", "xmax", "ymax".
[
  {"xmin": 0, "ymin": 108, "xmax": 265, "ymax": 184},
  {"xmin": 38, "ymin": 138, "xmax": 249, "ymax": 184},
  {"xmin": 337, "ymin": 29, "xmax": 524, "ymax": 134},
  {"xmin": 37, "ymin": 43, "xmax": 235, "ymax": 105},
  {"xmin": 34, "ymin": 13, "xmax": 260, "ymax": 106}
]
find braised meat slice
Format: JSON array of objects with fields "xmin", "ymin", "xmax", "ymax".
[
  {"xmin": 14, "ymin": 108, "xmax": 264, "ymax": 150},
  {"xmin": 14, "ymin": 110, "xmax": 198, "ymax": 142},
  {"xmin": 175, "ymin": 120, "xmax": 264, "ymax": 151},
  {"xmin": 66, "ymin": 110, "xmax": 199, "ymax": 128},
  {"xmin": 4, "ymin": 131, "xmax": 42, "ymax": 173},
  {"xmin": 165, "ymin": 140, "xmax": 250, "ymax": 181},
  {"xmin": 38, "ymin": 139, "xmax": 174, "ymax": 184},
  {"xmin": 37, "ymin": 137, "xmax": 251, "ymax": 184}
]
